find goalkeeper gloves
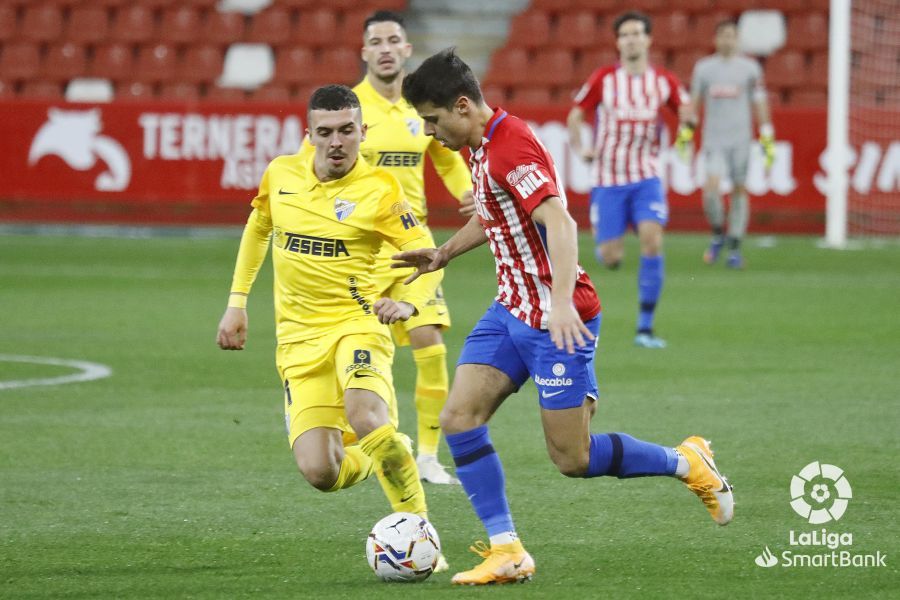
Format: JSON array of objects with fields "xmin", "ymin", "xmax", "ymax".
[
  {"xmin": 674, "ymin": 124, "xmax": 694, "ymax": 162},
  {"xmin": 759, "ymin": 123, "xmax": 775, "ymax": 170}
]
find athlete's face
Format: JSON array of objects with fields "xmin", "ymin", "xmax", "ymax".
[
  {"xmin": 361, "ymin": 21, "xmax": 411, "ymax": 82},
  {"xmin": 715, "ymin": 24, "xmax": 738, "ymax": 55},
  {"xmin": 307, "ymin": 107, "xmax": 366, "ymax": 181},
  {"xmin": 414, "ymin": 98, "xmax": 472, "ymax": 152},
  {"xmin": 616, "ymin": 19, "xmax": 650, "ymax": 62}
]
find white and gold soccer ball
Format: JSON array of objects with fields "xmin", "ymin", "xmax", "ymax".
[{"xmin": 365, "ymin": 512, "xmax": 441, "ymax": 582}]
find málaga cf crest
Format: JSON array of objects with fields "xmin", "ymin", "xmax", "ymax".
[
  {"xmin": 406, "ymin": 118, "xmax": 421, "ymax": 137},
  {"xmin": 334, "ymin": 197, "xmax": 356, "ymax": 221}
]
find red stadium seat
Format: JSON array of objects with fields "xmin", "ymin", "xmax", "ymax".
[
  {"xmin": 250, "ymin": 82, "xmax": 291, "ymax": 102},
  {"xmin": 530, "ymin": 48, "xmax": 575, "ymax": 87},
  {"xmin": 299, "ymin": 9, "xmax": 339, "ymax": 48},
  {"xmin": 340, "ymin": 8, "xmax": 372, "ymax": 41},
  {"xmin": 766, "ymin": 50, "xmax": 808, "ymax": 88},
  {"xmin": 552, "ymin": 11, "xmax": 602, "ymax": 50},
  {"xmin": 159, "ymin": 6, "xmax": 203, "ymax": 45},
  {"xmin": 807, "ymin": 51, "xmax": 828, "ymax": 89},
  {"xmin": 205, "ymin": 85, "xmax": 247, "ymax": 102},
  {"xmin": 159, "ymin": 81, "xmax": 201, "ymax": 101},
  {"xmin": 203, "ymin": 10, "xmax": 246, "ymax": 46},
  {"xmin": 313, "ymin": 47, "xmax": 361, "ymax": 85},
  {"xmin": 510, "ymin": 85, "xmax": 553, "ymax": 105},
  {"xmin": 90, "ymin": 43, "xmax": 134, "ymax": 81},
  {"xmin": 787, "ymin": 12, "xmax": 828, "ymax": 51},
  {"xmin": 0, "ymin": 42, "xmax": 40, "ymax": 81},
  {"xmin": 110, "ymin": 5, "xmax": 157, "ymax": 44},
  {"xmin": 649, "ymin": 49, "xmax": 670, "ymax": 70},
  {"xmin": 653, "ymin": 11, "xmax": 692, "ymax": 50},
  {"xmin": 41, "ymin": 42, "xmax": 88, "ymax": 82},
  {"xmin": 66, "ymin": 5, "xmax": 111, "ymax": 45},
  {"xmin": 117, "ymin": 80, "xmax": 156, "ymax": 101},
  {"xmin": 20, "ymin": 80, "xmax": 62, "ymax": 98},
  {"xmin": 630, "ymin": 0, "xmax": 666, "ymax": 12},
  {"xmin": 0, "ymin": 4, "xmax": 18, "ymax": 43},
  {"xmin": 691, "ymin": 12, "xmax": 732, "ymax": 49},
  {"xmin": 788, "ymin": 89, "xmax": 827, "ymax": 107},
  {"xmin": 678, "ymin": 0, "xmax": 713, "ymax": 15},
  {"xmin": 507, "ymin": 11, "xmax": 551, "ymax": 49},
  {"xmin": 135, "ymin": 43, "xmax": 178, "ymax": 84},
  {"xmin": 483, "ymin": 47, "xmax": 530, "ymax": 87},
  {"xmin": 274, "ymin": 46, "xmax": 316, "ymax": 85},
  {"xmin": 481, "ymin": 83, "xmax": 509, "ymax": 107},
  {"xmin": 531, "ymin": 0, "xmax": 575, "ymax": 14},
  {"xmin": 575, "ymin": 48, "xmax": 617, "ymax": 82},
  {"xmin": 179, "ymin": 44, "xmax": 224, "ymax": 83},
  {"xmin": 20, "ymin": 4, "xmax": 64, "ymax": 43},
  {"xmin": 246, "ymin": 6, "xmax": 294, "ymax": 47},
  {"xmin": 572, "ymin": 0, "xmax": 617, "ymax": 11},
  {"xmin": 670, "ymin": 50, "xmax": 705, "ymax": 83}
]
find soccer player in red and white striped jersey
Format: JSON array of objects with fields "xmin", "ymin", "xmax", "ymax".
[
  {"xmin": 568, "ymin": 11, "xmax": 692, "ymax": 349},
  {"xmin": 395, "ymin": 48, "xmax": 734, "ymax": 586}
]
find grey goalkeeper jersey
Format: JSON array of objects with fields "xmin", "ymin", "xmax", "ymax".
[{"xmin": 691, "ymin": 54, "xmax": 765, "ymax": 149}]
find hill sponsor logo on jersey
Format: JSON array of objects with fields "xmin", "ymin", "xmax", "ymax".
[
  {"xmin": 506, "ymin": 163, "xmax": 551, "ymax": 199},
  {"xmin": 274, "ymin": 228, "xmax": 350, "ymax": 258},
  {"xmin": 376, "ymin": 151, "xmax": 422, "ymax": 167},
  {"xmin": 29, "ymin": 108, "xmax": 131, "ymax": 192}
]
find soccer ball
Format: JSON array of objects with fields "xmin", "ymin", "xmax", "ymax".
[{"xmin": 365, "ymin": 512, "xmax": 441, "ymax": 582}]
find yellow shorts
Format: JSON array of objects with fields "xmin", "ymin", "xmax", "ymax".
[
  {"xmin": 277, "ymin": 327, "xmax": 398, "ymax": 448},
  {"xmin": 374, "ymin": 226, "xmax": 451, "ymax": 347}
]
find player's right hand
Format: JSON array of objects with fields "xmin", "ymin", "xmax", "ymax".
[
  {"xmin": 674, "ymin": 125, "xmax": 694, "ymax": 162},
  {"xmin": 391, "ymin": 247, "xmax": 448, "ymax": 284},
  {"xmin": 216, "ymin": 307, "xmax": 248, "ymax": 350}
]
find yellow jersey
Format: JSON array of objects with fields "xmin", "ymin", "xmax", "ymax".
[
  {"xmin": 299, "ymin": 77, "xmax": 472, "ymax": 225},
  {"xmin": 227, "ymin": 151, "xmax": 442, "ymax": 344}
]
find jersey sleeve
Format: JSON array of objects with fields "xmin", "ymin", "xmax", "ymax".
[
  {"xmin": 374, "ymin": 176, "xmax": 426, "ymax": 250},
  {"xmin": 249, "ymin": 164, "xmax": 271, "ymax": 217},
  {"xmin": 664, "ymin": 70, "xmax": 690, "ymax": 114},
  {"xmin": 489, "ymin": 130, "xmax": 560, "ymax": 215},
  {"xmin": 573, "ymin": 67, "xmax": 605, "ymax": 114},
  {"xmin": 426, "ymin": 138, "xmax": 472, "ymax": 200},
  {"xmin": 227, "ymin": 207, "xmax": 272, "ymax": 308}
]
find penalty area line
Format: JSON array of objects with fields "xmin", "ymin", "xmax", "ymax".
[{"xmin": 0, "ymin": 354, "xmax": 112, "ymax": 390}]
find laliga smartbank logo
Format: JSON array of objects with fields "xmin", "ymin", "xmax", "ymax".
[{"xmin": 754, "ymin": 462, "xmax": 886, "ymax": 569}]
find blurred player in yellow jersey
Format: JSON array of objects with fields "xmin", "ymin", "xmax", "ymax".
[
  {"xmin": 299, "ymin": 11, "xmax": 474, "ymax": 484},
  {"xmin": 217, "ymin": 86, "xmax": 445, "ymax": 536}
]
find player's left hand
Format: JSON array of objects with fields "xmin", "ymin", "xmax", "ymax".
[
  {"xmin": 391, "ymin": 247, "xmax": 448, "ymax": 284},
  {"xmin": 459, "ymin": 191, "xmax": 476, "ymax": 218},
  {"xmin": 674, "ymin": 125, "xmax": 694, "ymax": 162},
  {"xmin": 548, "ymin": 303, "xmax": 595, "ymax": 354},
  {"xmin": 759, "ymin": 133, "xmax": 776, "ymax": 170},
  {"xmin": 374, "ymin": 298, "xmax": 416, "ymax": 324}
]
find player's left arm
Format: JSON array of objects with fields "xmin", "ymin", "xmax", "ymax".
[
  {"xmin": 531, "ymin": 198, "xmax": 596, "ymax": 354},
  {"xmin": 752, "ymin": 63, "xmax": 776, "ymax": 168},
  {"xmin": 427, "ymin": 139, "xmax": 475, "ymax": 216}
]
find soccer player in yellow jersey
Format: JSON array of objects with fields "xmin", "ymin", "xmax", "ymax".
[
  {"xmin": 298, "ymin": 11, "xmax": 473, "ymax": 484},
  {"xmin": 216, "ymin": 85, "xmax": 445, "ymax": 537}
]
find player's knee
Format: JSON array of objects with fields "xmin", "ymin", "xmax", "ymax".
[
  {"xmin": 297, "ymin": 459, "xmax": 340, "ymax": 491},
  {"xmin": 347, "ymin": 411, "xmax": 386, "ymax": 440},
  {"xmin": 599, "ymin": 247, "xmax": 622, "ymax": 269},
  {"xmin": 439, "ymin": 405, "xmax": 484, "ymax": 435},
  {"xmin": 550, "ymin": 450, "xmax": 590, "ymax": 478}
]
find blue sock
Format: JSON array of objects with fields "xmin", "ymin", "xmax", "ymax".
[
  {"xmin": 584, "ymin": 433, "xmax": 678, "ymax": 478},
  {"xmin": 637, "ymin": 255, "xmax": 664, "ymax": 333},
  {"xmin": 446, "ymin": 426, "xmax": 515, "ymax": 536}
]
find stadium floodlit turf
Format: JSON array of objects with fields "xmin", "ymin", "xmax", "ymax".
[{"xmin": 1, "ymin": 231, "xmax": 897, "ymax": 598}]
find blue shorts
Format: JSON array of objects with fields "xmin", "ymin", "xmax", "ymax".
[
  {"xmin": 589, "ymin": 177, "xmax": 668, "ymax": 244},
  {"xmin": 457, "ymin": 302, "xmax": 601, "ymax": 410}
]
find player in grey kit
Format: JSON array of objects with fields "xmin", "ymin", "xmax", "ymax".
[{"xmin": 678, "ymin": 19, "xmax": 775, "ymax": 269}]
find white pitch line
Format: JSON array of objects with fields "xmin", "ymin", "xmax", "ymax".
[{"xmin": 0, "ymin": 354, "xmax": 112, "ymax": 390}]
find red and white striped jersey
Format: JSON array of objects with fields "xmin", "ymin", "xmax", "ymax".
[
  {"xmin": 469, "ymin": 108, "xmax": 601, "ymax": 329},
  {"xmin": 574, "ymin": 64, "xmax": 688, "ymax": 187}
]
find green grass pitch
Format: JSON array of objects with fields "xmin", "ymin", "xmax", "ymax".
[{"xmin": 1, "ymin": 231, "xmax": 898, "ymax": 598}]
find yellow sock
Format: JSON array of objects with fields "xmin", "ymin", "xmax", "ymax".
[
  {"xmin": 412, "ymin": 344, "xmax": 448, "ymax": 457},
  {"xmin": 325, "ymin": 445, "xmax": 373, "ymax": 492},
  {"xmin": 359, "ymin": 423, "xmax": 428, "ymax": 518}
]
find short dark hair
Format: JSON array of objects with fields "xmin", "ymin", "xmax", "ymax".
[
  {"xmin": 613, "ymin": 11, "xmax": 652, "ymax": 36},
  {"xmin": 402, "ymin": 48, "xmax": 483, "ymax": 109},
  {"xmin": 364, "ymin": 10, "xmax": 405, "ymax": 32},
  {"xmin": 308, "ymin": 84, "xmax": 360, "ymax": 113},
  {"xmin": 715, "ymin": 18, "xmax": 738, "ymax": 34}
]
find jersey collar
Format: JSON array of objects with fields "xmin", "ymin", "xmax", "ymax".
[{"xmin": 480, "ymin": 107, "xmax": 508, "ymax": 146}]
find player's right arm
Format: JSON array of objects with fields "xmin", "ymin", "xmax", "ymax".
[
  {"xmin": 391, "ymin": 212, "xmax": 487, "ymax": 284},
  {"xmin": 217, "ymin": 170, "xmax": 273, "ymax": 350},
  {"xmin": 567, "ymin": 67, "xmax": 604, "ymax": 162}
]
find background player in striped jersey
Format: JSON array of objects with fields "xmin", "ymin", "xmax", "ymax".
[
  {"xmin": 567, "ymin": 11, "xmax": 692, "ymax": 349},
  {"xmin": 299, "ymin": 11, "xmax": 473, "ymax": 484},
  {"xmin": 396, "ymin": 49, "xmax": 734, "ymax": 586},
  {"xmin": 681, "ymin": 18, "xmax": 775, "ymax": 269}
]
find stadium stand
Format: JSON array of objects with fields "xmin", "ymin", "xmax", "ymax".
[{"xmin": 0, "ymin": 0, "xmax": 841, "ymax": 106}]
